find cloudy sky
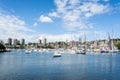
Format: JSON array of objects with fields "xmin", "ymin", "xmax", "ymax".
[{"xmin": 0, "ymin": 0, "xmax": 120, "ymax": 43}]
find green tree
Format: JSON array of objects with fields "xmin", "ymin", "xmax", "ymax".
[
  {"xmin": 0, "ymin": 43, "xmax": 6, "ymax": 50},
  {"xmin": 20, "ymin": 45, "xmax": 25, "ymax": 49},
  {"xmin": 47, "ymin": 44, "xmax": 54, "ymax": 49},
  {"xmin": 115, "ymin": 42, "xmax": 120, "ymax": 50}
]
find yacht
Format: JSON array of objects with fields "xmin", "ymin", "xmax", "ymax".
[
  {"xmin": 34, "ymin": 49, "xmax": 38, "ymax": 52},
  {"xmin": 108, "ymin": 31, "xmax": 118, "ymax": 53},
  {"xmin": 38, "ymin": 49, "xmax": 43, "ymax": 53},
  {"xmin": 100, "ymin": 47, "xmax": 109, "ymax": 53},
  {"xmin": 53, "ymin": 50, "xmax": 61, "ymax": 57},
  {"xmin": 25, "ymin": 49, "xmax": 32, "ymax": 54},
  {"xmin": 76, "ymin": 49, "xmax": 86, "ymax": 54}
]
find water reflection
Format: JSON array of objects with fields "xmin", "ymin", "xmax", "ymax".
[{"xmin": 0, "ymin": 51, "xmax": 120, "ymax": 80}]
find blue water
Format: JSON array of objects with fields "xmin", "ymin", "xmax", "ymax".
[{"xmin": 0, "ymin": 50, "xmax": 120, "ymax": 80}]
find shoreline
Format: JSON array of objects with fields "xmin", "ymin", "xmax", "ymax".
[{"xmin": 0, "ymin": 49, "xmax": 11, "ymax": 53}]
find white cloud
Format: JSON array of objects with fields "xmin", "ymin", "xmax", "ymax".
[
  {"xmin": 37, "ymin": 0, "xmax": 110, "ymax": 31},
  {"xmin": 80, "ymin": 2, "xmax": 109, "ymax": 17},
  {"xmin": 48, "ymin": 12, "xmax": 59, "ymax": 17},
  {"xmin": 50, "ymin": 0, "xmax": 110, "ymax": 31},
  {"xmin": 33, "ymin": 22, "xmax": 38, "ymax": 27},
  {"xmin": 39, "ymin": 15, "xmax": 53, "ymax": 23},
  {"xmin": 85, "ymin": 13, "xmax": 93, "ymax": 17},
  {"xmin": 69, "ymin": 0, "xmax": 80, "ymax": 6},
  {"xmin": 0, "ymin": 9, "xmax": 37, "ymax": 43}
]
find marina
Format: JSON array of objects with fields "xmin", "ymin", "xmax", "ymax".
[{"xmin": 0, "ymin": 0, "xmax": 120, "ymax": 80}]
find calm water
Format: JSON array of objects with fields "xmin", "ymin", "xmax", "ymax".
[{"xmin": 0, "ymin": 50, "xmax": 120, "ymax": 80}]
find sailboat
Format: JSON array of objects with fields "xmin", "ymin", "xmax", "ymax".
[
  {"xmin": 108, "ymin": 30, "xmax": 118, "ymax": 53},
  {"xmin": 109, "ymin": 39, "xmax": 118, "ymax": 53},
  {"xmin": 76, "ymin": 33, "xmax": 86, "ymax": 54},
  {"xmin": 53, "ymin": 43, "xmax": 61, "ymax": 57}
]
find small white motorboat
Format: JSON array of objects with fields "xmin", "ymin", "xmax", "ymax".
[
  {"xmin": 53, "ymin": 51, "xmax": 61, "ymax": 57},
  {"xmin": 25, "ymin": 49, "xmax": 32, "ymax": 54},
  {"xmin": 76, "ymin": 49, "xmax": 86, "ymax": 54}
]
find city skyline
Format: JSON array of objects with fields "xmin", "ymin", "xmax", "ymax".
[{"xmin": 0, "ymin": 0, "xmax": 120, "ymax": 43}]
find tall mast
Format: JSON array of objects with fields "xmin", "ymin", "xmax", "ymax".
[
  {"xmin": 108, "ymin": 32, "xmax": 112, "ymax": 50},
  {"xmin": 84, "ymin": 32, "xmax": 86, "ymax": 44},
  {"xmin": 111, "ymin": 27, "xmax": 114, "ymax": 51}
]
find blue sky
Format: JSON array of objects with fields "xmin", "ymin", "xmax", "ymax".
[{"xmin": 0, "ymin": 0, "xmax": 120, "ymax": 43}]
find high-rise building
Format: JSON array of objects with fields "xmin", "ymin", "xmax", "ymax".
[
  {"xmin": 17, "ymin": 40, "xmax": 20, "ymax": 45},
  {"xmin": 44, "ymin": 38, "xmax": 47, "ymax": 44},
  {"xmin": 38, "ymin": 39, "xmax": 42, "ymax": 44},
  {"xmin": 8, "ymin": 38, "xmax": 12, "ymax": 45},
  {"xmin": 14, "ymin": 39, "xmax": 18, "ymax": 46},
  {"xmin": 21, "ymin": 39, "xmax": 25, "ymax": 45}
]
